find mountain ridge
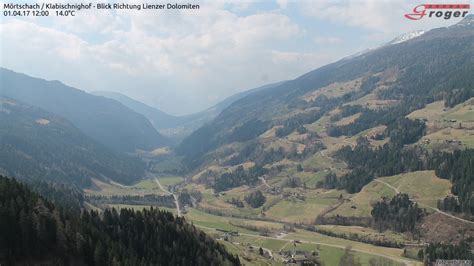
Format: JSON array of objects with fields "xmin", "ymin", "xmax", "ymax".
[
  {"xmin": 93, "ymin": 81, "xmax": 286, "ymax": 142},
  {"xmin": 0, "ymin": 97, "xmax": 146, "ymax": 186},
  {"xmin": 0, "ymin": 68, "xmax": 169, "ymax": 152},
  {"xmin": 177, "ymin": 16, "xmax": 474, "ymax": 171}
]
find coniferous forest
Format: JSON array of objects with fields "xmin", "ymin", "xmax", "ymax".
[
  {"xmin": 0, "ymin": 176, "xmax": 240, "ymax": 266},
  {"xmin": 371, "ymin": 193, "xmax": 423, "ymax": 234},
  {"xmin": 335, "ymin": 140, "xmax": 474, "ymax": 216}
]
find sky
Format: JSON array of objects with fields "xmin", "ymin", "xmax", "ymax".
[{"xmin": 0, "ymin": 0, "xmax": 471, "ymax": 115}]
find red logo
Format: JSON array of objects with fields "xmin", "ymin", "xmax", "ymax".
[{"xmin": 405, "ymin": 4, "xmax": 471, "ymax": 20}]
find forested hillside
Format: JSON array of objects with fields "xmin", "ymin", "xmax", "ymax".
[
  {"xmin": 178, "ymin": 16, "xmax": 474, "ymax": 170},
  {"xmin": 0, "ymin": 68, "xmax": 168, "ymax": 152},
  {"xmin": 0, "ymin": 176, "xmax": 240, "ymax": 265},
  {"xmin": 173, "ymin": 15, "xmax": 474, "ymax": 235},
  {"xmin": 0, "ymin": 98, "xmax": 145, "ymax": 186}
]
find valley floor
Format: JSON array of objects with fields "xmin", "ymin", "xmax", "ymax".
[
  {"xmin": 84, "ymin": 176, "xmax": 426, "ymax": 266},
  {"xmin": 83, "ymin": 98, "xmax": 474, "ymax": 265}
]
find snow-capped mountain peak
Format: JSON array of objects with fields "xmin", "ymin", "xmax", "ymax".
[
  {"xmin": 452, "ymin": 14, "xmax": 474, "ymax": 27},
  {"xmin": 387, "ymin": 30, "xmax": 425, "ymax": 45},
  {"xmin": 341, "ymin": 30, "xmax": 426, "ymax": 62}
]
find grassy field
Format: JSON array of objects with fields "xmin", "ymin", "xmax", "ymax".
[
  {"xmin": 317, "ymin": 225, "xmax": 409, "ymax": 243},
  {"xmin": 236, "ymin": 234, "xmax": 288, "ymax": 251},
  {"xmin": 408, "ymin": 98, "xmax": 474, "ymax": 126},
  {"xmin": 198, "ymin": 197, "xmax": 264, "ymax": 218},
  {"xmin": 132, "ymin": 179, "xmax": 160, "ymax": 189},
  {"xmin": 334, "ymin": 112, "xmax": 361, "ymax": 126},
  {"xmin": 345, "ymin": 125, "xmax": 389, "ymax": 147},
  {"xmin": 210, "ymin": 226, "xmax": 411, "ymax": 265},
  {"xmin": 444, "ymin": 102, "xmax": 474, "ymax": 123},
  {"xmin": 156, "ymin": 175, "xmax": 184, "ymax": 187},
  {"xmin": 266, "ymin": 195, "xmax": 339, "ymax": 223},
  {"xmin": 305, "ymin": 113, "xmax": 332, "ymax": 133},
  {"xmin": 84, "ymin": 178, "xmax": 167, "ymax": 196},
  {"xmin": 407, "ymin": 101, "xmax": 445, "ymax": 121},
  {"xmin": 284, "ymin": 229, "xmax": 416, "ymax": 264},
  {"xmin": 281, "ymin": 243, "xmax": 405, "ymax": 266},
  {"xmin": 331, "ymin": 170, "xmax": 452, "ymax": 217},
  {"xmin": 379, "ymin": 171, "xmax": 451, "ymax": 208},
  {"xmin": 185, "ymin": 208, "xmax": 284, "ymax": 235},
  {"xmin": 422, "ymin": 128, "xmax": 474, "ymax": 149},
  {"xmin": 329, "ymin": 171, "xmax": 451, "ymax": 217},
  {"xmin": 302, "ymin": 78, "xmax": 362, "ymax": 102},
  {"xmin": 198, "ymin": 220, "xmax": 417, "ymax": 265},
  {"xmin": 296, "ymin": 170, "xmax": 328, "ymax": 188},
  {"xmin": 408, "ymin": 98, "xmax": 474, "ymax": 148},
  {"xmin": 317, "ymin": 245, "xmax": 347, "ymax": 266},
  {"xmin": 302, "ymin": 151, "xmax": 347, "ymax": 175},
  {"xmin": 266, "ymin": 198, "xmax": 325, "ymax": 223},
  {"xmin": 184, "ymin": 205, "xmax": 421, "ymax": 265},
  {"xmin": 344, "ymin": 92, "xmax": 399, "ymax": 110},
  {"xmin": 196, "ymin": 185, "xmax": 270, "ymax": 218},
  {"xmin": 218, "ymin": 240, "xmax": 281, "ymax": 266},
  {"xmin": 331, "ymin": 181, "xmax": 396, "ymax": 217},
  {"xmin": 265, "ymin": 137, "xmax": 306, "ymax": 154},
  {"xmin": 85, "ymin": 178, "xmax": 422, "ymax": 265},
  {"xmin": 269, "ymin": 163, "xmax": 334, "ymax": 189}
]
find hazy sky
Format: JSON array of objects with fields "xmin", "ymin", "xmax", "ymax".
[{"xmin": 1, "ymin": 0, "xmax": 470, "ymax": 115}]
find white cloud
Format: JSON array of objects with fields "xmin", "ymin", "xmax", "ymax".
[
  {"xmin": 299, "ymin": 0, "xmax": 466, "ymax": 35},
  {"xmin": 0, "ymin": 3, "xmax": 312, "ymax": 115},
  {"xmin": 0, "ymin": 20, "xmax": 89, "ymax": 62},
  {"xmin": 277, "ymin": 0, "xmax": 289, "ymax": 9},
  {"xmin": 271, "ymin": 50, "xmax": 335, "ymax": 73},
  {"xmin": 3, "ymin": 0, "xmax": 463, "ymax": 115},
  {"xmin": 314, "ymin": 36, "xmax": 342, "ymax": 45}
]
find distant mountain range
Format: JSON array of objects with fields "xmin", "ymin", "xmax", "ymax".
[
  {"xmin": 0, "ymin": 67, "xmax": 282, "ymax": 186},
  {"xmin": 93, "ymin": 81, "xmax": 285, "ymax": 142},
  {"xmin": 0, "ymin": 68, "xmax": 168, "ymax": 152},
  {"xmin": 1, "ymin": 15, "xmax": 473, "ymax": 192}
]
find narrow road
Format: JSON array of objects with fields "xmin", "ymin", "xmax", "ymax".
[
  {"xmin": 374, "ymin": 178, "xmax": 474, "ymax": 225},
  {"xmin": 277, "ymin": 137, "xmax": 302, "ymax": 146},
  {"xmin": 278, "ymin": 240, "xmax": 290, "ymax": 252},
  {"xmin": 189, "ymin": 195, "xmax": 198, "ymax": 208},
  {"xmin": 154, "ymin": 177, "xmax": 182, "ymax": 217},
  {"xmin": 424, "ymin": 206, "xmax": 474, "ymax": 225},
  {"xmin": 195, "ymin": 224, "xmax": 418, "ymax": 266},
  {"xmin": 258, "ymin": 176, "xmax": 272, "ymax": 189},
  {"xmin": 320, "ymin": 149, "xmax": 348, "ymax": 168},
  {"xmin": 373, "ymin": 179, "xmax": 400, "ymax": 194},
  {"xmin": 319, "ymin": 149, "xmax": 331, "ymax": 159},
  {"xmin": 106, "ymin": 178, "xmax": 134, "ymax": 188},
  {"xmin": 343, "ymin": 138, "xmax": 353, "ymax": 146},
  {"xmin": 319, "ymin": 149, "xmax": 335, "ymax": 171},
  {"xmin": 322, "ymin": 189, "xmax": 336, "ymax": 194}
]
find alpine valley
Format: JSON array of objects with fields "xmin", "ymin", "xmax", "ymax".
[{"xmin": 1, "ymin": 15, "xmax": 474, "ymax": 266}]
